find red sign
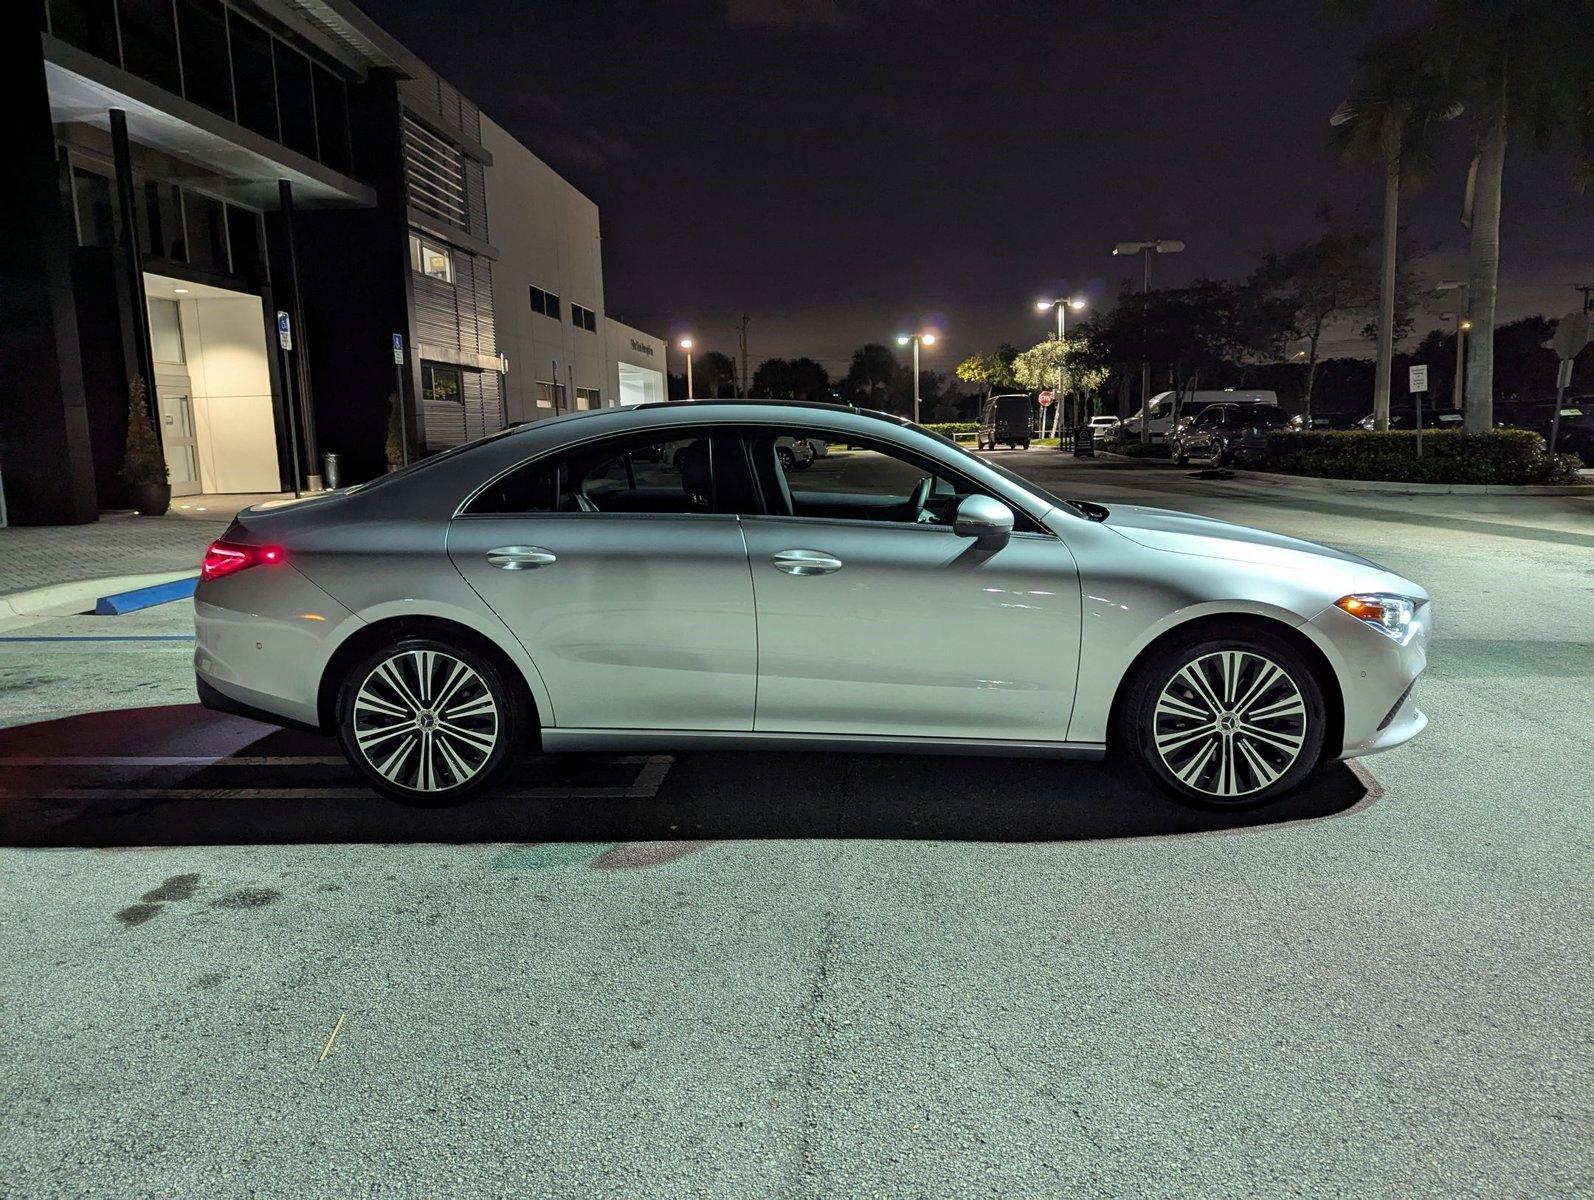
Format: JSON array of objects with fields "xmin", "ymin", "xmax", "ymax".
[{"xmin": 1038, "ymin": 391, "xmax": 1054, "ymax": 407}]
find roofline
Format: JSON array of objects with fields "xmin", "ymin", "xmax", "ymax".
[{"xmin": 631, "ymin": 399, "xmax": 912, "ymax": 424}]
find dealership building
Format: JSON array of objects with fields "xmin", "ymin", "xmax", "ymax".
[{"xmin": 2, "ymin": 0, "xmax": 666, "ymax": 525}]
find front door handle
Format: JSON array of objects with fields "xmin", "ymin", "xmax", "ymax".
[
  {"xmin": 772, "ymin": 549, "xmax": 842, "ymax": 576},
  {"xmin": 487, "ymin": 546, "xmax": 557, "ymax": 570}
]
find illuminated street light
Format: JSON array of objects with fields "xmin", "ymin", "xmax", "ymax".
[
  {"xmin": 679, "ymin": 337, "xmax": 694, "ymax": 399},
  {"xmin": 1435, "ymin": 281, "xmax": 1469, "ymax": 410},
  {"xmin": 1035, "ymin": 297, "xmax": 1089, "ymax": 435},
  {"xmin": 896, "ymin": 332, "xmax": 938, "ymax": 423}
]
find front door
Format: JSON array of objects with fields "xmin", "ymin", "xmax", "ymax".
[
  {"xmin": 736, "ymin": 429, "xmax": 1082, "ymax": 742},
  {"xmin": 446, "ymin": 430, "xmax": 757, "ymax": 731},
  {"xmin": 155, "ymin": 373, "xmax": 201, "ymax": 496}
]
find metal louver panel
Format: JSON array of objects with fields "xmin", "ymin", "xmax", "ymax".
[{"xmin": 403, "ymin": 115, "xmax": 467, "ymax": 229}]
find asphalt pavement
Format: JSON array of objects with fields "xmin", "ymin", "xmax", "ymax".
[{"xmin": 1, "ymin": 453, "xmax": 1590, "ymax": 1197}]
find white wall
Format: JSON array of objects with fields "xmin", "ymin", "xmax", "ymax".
[
  {"xmin": 606, "ymin": 318, "xmax": 667, "ymax": 406},
  {"xmin": 180, "ymin": 296, "xmax": 280, "ymax": 493},
  {"xmin": 481, "ymin": 115, "xmax": 608, "ymax": 423}
]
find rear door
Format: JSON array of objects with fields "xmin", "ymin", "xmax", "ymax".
[{"xmin": 447, "ymin": 428, "xmax": 758, "ymax": 731}]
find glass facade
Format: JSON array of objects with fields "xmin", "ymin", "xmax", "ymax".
[{"xmin": 46, "ymin": 0, "xmax": 355, "ymax": 176}]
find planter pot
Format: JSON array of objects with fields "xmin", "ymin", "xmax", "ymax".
[{"xmin": 129, "ymin": 480, "xmax": 171, "ymax": 516}]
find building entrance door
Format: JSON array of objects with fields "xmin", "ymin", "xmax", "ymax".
[{"xmin": 155, "ymin": 371, "xmax": 202, "ymax": 496}]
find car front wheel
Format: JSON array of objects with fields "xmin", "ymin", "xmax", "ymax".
[
  {"xmin": 1119, "ymin": 630, "xmax": 1326, "ymax": 807},
  {"xmin": 336, "ymin": 637, "xmax": 522, "ymax": 805}
]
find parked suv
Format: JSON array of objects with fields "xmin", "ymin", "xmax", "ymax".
[
  {"xmin": 1171, "ymin": 403, "xmax": 1293, "ymax": 467},
  {"xmin": 978, "ymin": 394, "xmax": 1034, "ymax": 450}
]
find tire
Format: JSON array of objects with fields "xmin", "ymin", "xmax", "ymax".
[
  {"xmin": 1212, "ymin": 440, "xmax": 1229, "ymax": 468},
  {"xmin": 1174, "ymin": 449, "xmax": 1189, "ymax": 466},
  {"xmin": 1021, "ymin": 440, "xmax": 1031, "ymax": 450},
  {"xmin": 1115, "ymin": 628, "xmax": 1326, "ymax": 808},
  {"xmin": 776, "ymin": 446, "xmax": 795, "ymax": 471},
  {"xmin": 336, "ymin": 636, "xmax": 525, "ymax": 806}
]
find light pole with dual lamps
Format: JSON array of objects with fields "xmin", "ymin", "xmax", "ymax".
[
  {"xmin": 895, "ymin": 331, "xmax": 937, "ymax": 423},
  {"xmin": 678, "ymin": 337, "xmax": 694, "ymax": 399},
  {"xmin": 1112, "ymin": 239, "xmax": 1184, "ymax": 441},
  {"xmin": 1036, "ymin": 296, "xmax": 1086, "ymax": 436}
]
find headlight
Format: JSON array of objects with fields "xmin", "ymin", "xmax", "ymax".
[{"xmin": 1335, "ymin": 593, "xmax": 1420, "ymax": 642}]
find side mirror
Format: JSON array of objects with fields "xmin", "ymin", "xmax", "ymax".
[{"xmin": 954, "ymin": 494, "xmax": 1013, "ymax": 551}]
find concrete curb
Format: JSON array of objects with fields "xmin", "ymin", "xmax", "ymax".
[
  {"xmin": 1218, "ymin": 469, "xmax": 1594, "ymax": 496},
  {"xmin": 0, "ymin": 571, "xmax": 197, "ymax": 620}
]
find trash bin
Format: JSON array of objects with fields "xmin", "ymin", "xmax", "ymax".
[
  {"xmin": 1073, "ymin": 425, "xmax": 1095, "ymax": 458},
  {"xmin": 322, "ymin": 452, "xmax": 341, "ymax": 490}
]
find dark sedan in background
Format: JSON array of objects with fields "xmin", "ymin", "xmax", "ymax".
[{"xmin": 1170, "ymin": 403, "xmax": 1294, "ymax": 467}]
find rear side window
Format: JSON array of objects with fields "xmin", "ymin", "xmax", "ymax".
[{"xmin": 464, "ymin": 429, "xmax": 756, "ymax": 516}]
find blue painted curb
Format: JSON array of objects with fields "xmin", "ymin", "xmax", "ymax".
[{"xmin": 94, "ymin": 575, "xmax": 198, "ymax": 615}]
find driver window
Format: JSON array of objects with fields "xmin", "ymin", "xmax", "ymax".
[{"xmin": 747, "ymin": 429, "xmax": 973, "ymax": 528}]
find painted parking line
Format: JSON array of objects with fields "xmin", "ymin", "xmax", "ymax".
[{"xmin": 0, "ymin": 635, "xmax": 196, "ymax": 643}]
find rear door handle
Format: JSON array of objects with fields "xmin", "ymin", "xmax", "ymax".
[
  {"xmin": 772, "ymin": 549, "xmax": 842, "ymax": 576},
  {"xmin": 487, "ymin": 546, "xmax": 557, "ymax": 570}
]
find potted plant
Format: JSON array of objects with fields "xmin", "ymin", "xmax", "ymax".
[
  {"xmin": 121, "ymin": 375, "xmax": 170, "ymax": 516},
  {"xmin": 385, "ymin": 391, "xmax": 405, "ymax": 472}
]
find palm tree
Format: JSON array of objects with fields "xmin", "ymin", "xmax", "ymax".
[
  {"xmin": 1428, "ymin": 1, "xmax": 1594, "ymax": 431},
  {"xmin": 1331, "ymin": 33, "xmax": 1462, "ymax": 431}
]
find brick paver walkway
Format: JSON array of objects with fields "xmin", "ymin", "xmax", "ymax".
[{"xmin": 0, "ymin": 515, "xmax": 229, "ymax": 596}]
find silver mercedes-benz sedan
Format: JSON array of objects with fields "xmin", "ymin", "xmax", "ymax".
[{"xmin": 193, "ymin": 401, "xmax": 1429, "ymax": 808}]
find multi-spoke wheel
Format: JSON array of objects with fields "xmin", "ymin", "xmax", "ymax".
[
  {"xmin": 335, "ymin": 637, "xmax": 522, "ymax": 805},
  {"xmin": 1120, "ymin": 630, "xmax": 1327, "ymax": 807}
]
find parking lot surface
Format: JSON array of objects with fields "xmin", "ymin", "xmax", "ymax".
[{"xmin": 1, "ymin": 454, "xmax": 1590, "ymax": 1197}]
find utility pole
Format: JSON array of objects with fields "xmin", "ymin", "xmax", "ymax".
[
  {"xmin": 737, "ymin": 312, "xmax": 750, "ymax": 397},
  {"xmin": 1577, "ymin": 285, "xmax": 1593, "ymax": 315}
]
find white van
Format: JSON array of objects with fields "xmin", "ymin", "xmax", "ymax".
[{"xmin": 1122, "ymin": 390, "xmax": 1278, "ymax": 440}]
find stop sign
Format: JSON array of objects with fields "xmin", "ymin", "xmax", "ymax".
[{"xmin": 1038, "ymin": 391, "xmax": 1054, "ymax": 407}]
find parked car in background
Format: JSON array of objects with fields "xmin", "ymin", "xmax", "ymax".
[
  {"xmin": 1171, "ymin": 403, "xmax": 1293, "ymax": 467},
  {"xmin": 978, "ymin": 393, "xmax": 1033, "ymax": 450},
  {"xmin": 1088, "ymin": 415, "xmax": 1122, "ymax": 434},
  {"xmin": 1354, "ymin": 407, "xmax": 1466, "ymax": 432},
  {"xmin": 1122, "ymin": 390, "xmax": 1278, "ymax": 441},
  {"xmin": 1496, "ymin": 396, "xmax": 1594, "ymax": 465}
]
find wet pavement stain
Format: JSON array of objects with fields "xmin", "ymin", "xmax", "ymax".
[
  {"xmin": 589, "ymin": 841, "xmax": 712, "ymax": 870},
  {"xmin": 192, "ymin": 973, "xmax": 226, "ymax": 989},
  {"xmin": 115, "ymin": 903, "xmax": 162, "ymax": 928},
  {"xmin": 210, "ymin": 888, "xmax": 281, "ymax": 909},
  {"xmin": 490, "ymin": 844, "xmax": 606, "ymax": 871},
  {"xmin": 141, "ymin": 873, "xmax": 200, "ymax": 904}
]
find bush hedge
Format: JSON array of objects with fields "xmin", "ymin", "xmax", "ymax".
[
  {"xmin": 1265, "ymin": 429, "xmax": 1583, "ymax": 485},
  {"xmin": 924, "ymin": 422, "xmax": 981, "ymax": 435}
]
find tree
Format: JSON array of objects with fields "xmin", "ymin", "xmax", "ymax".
[
  {"xmin": 1331, "ymin": 31, "xmax": 1464, "ymax": 429},
  {"xmin": 694, "ymin": 351, "xmax": 738, "ymax": 398},
  {"xmin": 751, "ymin": 357, "xmax": 830, "ymax": 402},
  {"xmin": 1252, "ymin": 219, "xmax": 1381, "ymax": 420},
  {"xmin": 1433, "ymin": 1, "xmax": 1594, "ymax": 430},
  {"xmin": 954, "ymin": 343, "xmax": 1019, "ymax": 398},
  {"xmin": 842, "ymin": 343, "xmax": 901, "ymax": 409}
]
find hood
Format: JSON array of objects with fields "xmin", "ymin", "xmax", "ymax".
[{"xmin": 1103, "ymin": 504, "xmax": 1392, "ymax": 577}]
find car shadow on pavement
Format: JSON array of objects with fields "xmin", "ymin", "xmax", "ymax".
[{"xmin": 0, "ymin": 704, "xmax": 1378, "ymax": 849}]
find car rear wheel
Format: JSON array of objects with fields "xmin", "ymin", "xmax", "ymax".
[
  {"xmin": 1118, "ymin": 629, "xmax": 1326, "ymax": 808},
  {"xmin": 336, "ymin": 637, "xmax": 523, "ymax": 806}
]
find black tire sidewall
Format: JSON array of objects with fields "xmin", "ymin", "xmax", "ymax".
[
  {"xmin": 1121, "ymin": 630, "xmax": 1327, "ymax": 808},
  {"xmin": 336, "ymin": 636, "xmax": 521, "ymax": 806}
]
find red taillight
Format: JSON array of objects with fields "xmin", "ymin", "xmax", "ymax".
[{"xmin": 200, "ymin": 539, "xmax": 287, "ymax": 582}]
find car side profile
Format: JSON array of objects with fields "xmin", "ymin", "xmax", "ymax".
[
  {"xmin": 1171, "ymin": 402, "xmax": 1294, "ymax": 467},
  {"xmin": 194, "ymin": 401, "xmax": 1429, "ymax": 808}
]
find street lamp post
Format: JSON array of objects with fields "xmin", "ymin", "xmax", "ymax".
[
  {"xmin": 895, "ymin": 332, "xmax": 937, "ymax": 424},
  {"xmin": 1112, "ymin": 240, "xmax": 1185, "ymax": 442},
  {"xmin": 679, "ymin": 337, "xmax": 694, "ymax": 400},
  {"xmin": 1036, "ymin": 297, "xmax": 1086, "ymax": 436},
  {"xmin": 1435, "ymin": 282, "xmax": 1469, "ymax": 410}
]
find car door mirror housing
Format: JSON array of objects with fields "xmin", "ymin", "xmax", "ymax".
[{"xmin": 954, "ymin": 495, "xmax": 1014, "ymax": 550}]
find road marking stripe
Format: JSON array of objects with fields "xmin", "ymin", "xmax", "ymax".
[{"xmin": 0, "ymin": 635, "xmax": 195, "ymax": 643}]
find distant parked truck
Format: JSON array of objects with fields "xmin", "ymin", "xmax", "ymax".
[
  {"xmin": 1122, "ymin": 389, "xmax": 1278, "ymax": 441},
  {"xmin": 977, "ymin": 393, "xmax": 1034, "ymax": 450}
]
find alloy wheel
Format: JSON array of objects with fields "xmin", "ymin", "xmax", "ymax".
[
  {"xmin": 1152, "ymin": 650, "xmax": 1307, "ymax": 799},
  {"xmin": 351, "ymin": 650, "xmax": 500, "ymax": 793}
]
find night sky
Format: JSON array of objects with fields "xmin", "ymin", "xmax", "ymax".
[{"xmin": 360, "ymin": 0, "xmax": 1592, "ymax": 379}]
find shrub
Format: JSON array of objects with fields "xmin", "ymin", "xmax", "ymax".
[
  {"xmin": 1265, "ymin": 429, "xmax": 1583, "ymax": 485},
  {"xmin": 120, "ymin": 376, "xmax": 168, "ymax": 486},
  {"xmin": 924, "ymin": 422, "xmax": 980, "ymax": 435}
]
